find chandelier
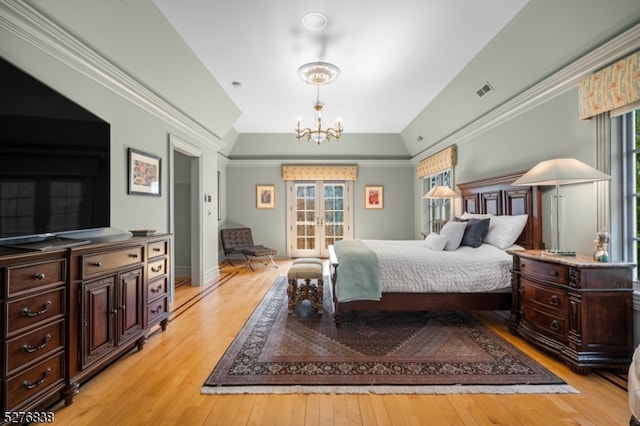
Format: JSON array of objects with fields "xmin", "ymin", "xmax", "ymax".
[{"xmin": 295, "ymin": 62, "xmax": 343, "ymax": 144}]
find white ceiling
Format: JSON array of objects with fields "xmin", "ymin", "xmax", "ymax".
[{"xmin": 153, "ymin": 0, "xmax": 528, "ymax": 135}]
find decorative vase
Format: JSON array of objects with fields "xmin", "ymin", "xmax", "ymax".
[{"xmin": 593, "ymin": 227, "xmax": 610, "ymax": 262}]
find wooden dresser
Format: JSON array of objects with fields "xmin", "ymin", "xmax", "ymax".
[
  {"xmin": 507, "ymin": 250, "xmax": 634, "ymax": 374},
  {"xmin": 0, "ymin": 233, "xmax": 172, "ymax": 417}
]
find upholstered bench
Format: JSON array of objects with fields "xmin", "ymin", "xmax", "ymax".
[{"xmin": 287, "ymin": 260, "xmax": 323, "ymax": 314}]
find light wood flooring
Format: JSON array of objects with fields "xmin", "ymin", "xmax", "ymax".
[{"xmin": 51, "ymin": 259, "xmax": 632, "ymax": 425}]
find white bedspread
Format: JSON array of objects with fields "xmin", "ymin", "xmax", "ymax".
[{"xmin": 359, "ymin": 240, "xmax": 513, "ymax": 293}]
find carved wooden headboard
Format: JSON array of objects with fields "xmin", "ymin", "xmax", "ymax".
[{"xmin": 457, "ymin": 171, "xmax": 543, "ymax": 250}]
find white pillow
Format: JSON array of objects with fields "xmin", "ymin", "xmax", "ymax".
[
  {"xmin": 439, "ymin": 221, "xmax": 467, "ymax": 251},
  {"xmin": 423, "ymin": 233, "xmax": 448, "ymax": 251},
  {"xmin": 484, "ymin": 214, "xmax": 528, "ymax": 249},
  {"xmin": 461, "ymin": 212, "xmax": 494, "ymax": 219}
]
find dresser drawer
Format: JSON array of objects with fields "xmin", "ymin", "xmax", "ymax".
[
  {"xmin": 4, "ymin": 319, "xmax": 65, "ymax": 375},
  {"xmin": 147, "ymin": 277, "xmax": 168, "ymax": 302},
  {"xmin": 147, "ymin": 296, "xmax": 168, "ymax": 325},
  {"xmin": 518, "ymin": 257, "xmax": 568, "ymax": 284},
  {"xmin": 4, "ymin": 351, "xmax": 65, "ymax": 411},
  {"xmin": 520, "ymin": 278, "xmax": 567, "ymax": 316},
  {"xmin": 82, "ymin": 246, "xmax": 144, "ymax": 279},
  {"xmin": 148, "ymin": 240, "xmax": 168, "ymax": 259},
  {"xmin": 521, "ymin": 303, "xmax": 568, "ymax": 342},
  {"xmin": 6, "ymin": 288, "xmax": 65, "ymax": 337},
  {"xmin": 147, "ymin": 258, "xmax": 167, "ymax": 281},
  {"xmin": 6, "ymin": 259, "xmax": 66, "ymax": 298}
]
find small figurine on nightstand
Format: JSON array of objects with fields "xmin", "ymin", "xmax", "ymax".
[{"xmin": 594, "ymin": 227, "xmax": 610, "ymax": 262}]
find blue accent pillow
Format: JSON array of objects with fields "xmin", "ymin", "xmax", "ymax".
[{"xmin": 455, "ymin": 217, "xmax": 490, "ymax": 248}]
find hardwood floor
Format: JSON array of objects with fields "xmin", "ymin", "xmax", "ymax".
[{"xmin": 51, "ymin": 259, "xmax": 632, "ymax": 425}]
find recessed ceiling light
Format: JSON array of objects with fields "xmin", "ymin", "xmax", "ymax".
[{"xmin": 302, "ymin": 13, "xmax": 327, "ymax": 31}]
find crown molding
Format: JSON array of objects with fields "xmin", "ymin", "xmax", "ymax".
[
  {"xmin": 0, "ymin": 0, "xmax": 224, "ymax": 150},
  {"xmin": 227, "ymin": 158, "xmax": 412, "ymax": 168}
]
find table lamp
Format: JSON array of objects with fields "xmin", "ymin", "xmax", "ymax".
[
  {"xmin": 423, "ymin": 185, "xmax": 457, "ymax": 233},
  {"xmin": 512, "ymin": 158, "xmax": 610, "ymax": 255}
]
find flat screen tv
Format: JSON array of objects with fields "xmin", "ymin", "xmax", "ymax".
[{"xmin": 0, "ymin": 57, "xmax": 110, "ymax": 246}]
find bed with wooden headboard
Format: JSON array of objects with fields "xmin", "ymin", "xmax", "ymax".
[{"xmin": 328, "ymin": 171, "xmax": 543, "ymax": 326}]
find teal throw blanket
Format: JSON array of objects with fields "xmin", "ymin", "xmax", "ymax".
[{"xmin": 333, "ymin": 240, "xmax": 381, "ymax": 302}]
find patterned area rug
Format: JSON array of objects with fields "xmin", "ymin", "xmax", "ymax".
[{"xmin": 202, "ymin": 275, "xmax": 578, "ymax": 394}]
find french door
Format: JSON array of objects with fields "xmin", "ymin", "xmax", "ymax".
[{"xmin": 286, "ymin": 180, "xmax": 353, "ymax": 258}]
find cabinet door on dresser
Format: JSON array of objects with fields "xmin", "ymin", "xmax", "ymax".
[{"xmin": 81, "ymin": 275, "xmax": 116, "ymax": 368}]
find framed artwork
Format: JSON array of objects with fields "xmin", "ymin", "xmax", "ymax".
[
  {"xmin": 256, "ymin": 184, "xmax": 275, "ymax": 209},
  {"xmin": 128, "ymin": 148, "xmax": 161, "ymax": 196},
  {"xmin": 365, "ymin": 185, "xmax": 384, "ymax": 209}
]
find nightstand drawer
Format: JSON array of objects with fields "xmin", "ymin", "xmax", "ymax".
[
  {"xmin": 518, "ymin": 257, "xmax": 568, "ymax": 284},
  {"xmin": 520, "ymin": 278, "xmax": 567, "ymax": 316},
  {"xmin": 521, "ymin": 303, "xmax": 568, "ymax": 341}
]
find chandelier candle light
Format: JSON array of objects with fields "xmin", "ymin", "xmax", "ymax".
[{"xmin": 295, "ymin": 61, "xmax": 343, "ymax": 144}]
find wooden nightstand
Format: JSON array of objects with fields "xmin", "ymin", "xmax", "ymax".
[{"xmin": 507, "ymin": 250, "xmax": 634, "ymax": 374}]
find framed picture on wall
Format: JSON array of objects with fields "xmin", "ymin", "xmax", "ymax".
[
  {"xmin": 256, "ymin": 184, "xmax": 275, "ymax": 209},
  {"xmin": 128, "ymin": 148, "xmax": 161, "ymax": 196},
  {"xmin": 365, "ymin": 185, "xmax": 383, "ymax": 209}
]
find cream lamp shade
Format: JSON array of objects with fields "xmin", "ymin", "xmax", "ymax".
[
  {"xmin": 512, "ymin": 158, "xmax": 610, "ymax": 255},
  {"xmin": 423, "ymin": 185, "xmax": 457, "ymax": 198},
  {"xmin": 512, "ymin": 158, "xmax": 610, "ymax": 186}
]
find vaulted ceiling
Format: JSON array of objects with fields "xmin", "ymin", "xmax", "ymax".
[{"xmin": 153, "ymin": 0, "xmax": 528, "ymax": 135}]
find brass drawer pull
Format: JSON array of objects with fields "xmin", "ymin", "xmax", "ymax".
[
  {"xmin": 151, "ymin": 305, "xmax": 163, "ymax": 314},
  {"xmin": 22, "ymin": 333, "xmax": 52, "ymax": 353},
  {"xmin": 21, "ymin": 300, "xmax": 52, "ymax": 317},
  {"xmin": 550, "ymin": 320, "xmax": 560, "ymax": 331},
  {"xmin": 549, "ymin": 270, "xmax": 558, "ymax": 277},
  {"xmin": 151, "ymin": 284, "xmax": 163, "ymax": 293},
  {"xmin": 22, "ymin": 367, "xmax": 51, "ymax": 390},
  {"xmin": 153, "ymin": 247, "xmax": 161, "ymax": 252},
  {"xmin": 90, "ymin": 261, "xmax": 102, "ymax": 267},
  {"xmin": 128, "ymin": 253, "xmax": 139, "ymax": 258},
  {"xmin": 151, "ymin": 265, "xmax": 163, "ymax": 273},
  {"xmin": 549, "ymin": 295, "xmax": 560, "ymax": 306},
  {"xmin": 33, "ymin": 273, "xmax": 45, "ymax": 280}
]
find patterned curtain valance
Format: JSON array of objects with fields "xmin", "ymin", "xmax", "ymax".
[
  {"xmin": 579, "ymin": 51, "xmax": 640, "ymax": 119},
  {"xmin": 416, "ymin": 145, "xmax": 457, "ymax": 178},
  {"xmin": 282, "ymin": 165, "xmax": 358, "ymax": 180}
]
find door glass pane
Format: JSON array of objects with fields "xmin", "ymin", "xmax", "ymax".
[
  {"xmin": 323, "ymin": 183, "xmax": 346, "ymax": 248},
  {"xmin": 294, "ymin": 183, "xmax": 316, "ymax": 250}
]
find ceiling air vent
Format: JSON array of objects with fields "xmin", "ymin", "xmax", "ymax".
[{"xmin": 476, "ymin": 82, "xmax": 494, "ymax": 97}]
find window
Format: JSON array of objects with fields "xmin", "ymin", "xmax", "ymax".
[
  {"xmin": 619, "ymin": 108, "xmax": 640, "ymax": 282},
  {"xmin": 422, "ymin": 169, "xmax": 453, "ymax": 235}
]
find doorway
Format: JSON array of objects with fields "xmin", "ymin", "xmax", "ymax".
[
  {"xmin": 169, "ymin": 135, "xmax": 204, "ymax": 301},
  {"xmin": 286, "ymin": 180, "xmax": 353, "ymax": 258}
]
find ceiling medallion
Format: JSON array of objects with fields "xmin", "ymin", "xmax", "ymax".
[
  {"xmin": 302, "ymin": 13, "xmax": 327, "ymax": 31},
  {"xmin": 297, "ymin": 61, "xmax": 340, "ymax": 85}
]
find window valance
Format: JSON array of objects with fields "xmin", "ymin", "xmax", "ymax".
[
  {"xmin": 281, "ymin": 165, "xmax": 358, "ymax": 180},
  {"xmin": 416, "ymin": 145, "xmax": 457, "ymax": 178},
  {"xmin": 579, "ymin": 51, "xmax": 640, "ymax": 119}
]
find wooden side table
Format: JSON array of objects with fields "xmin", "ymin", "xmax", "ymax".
[{"xmin": 507, "ymin": 250, "xmax": 635, "ymax": 374}]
